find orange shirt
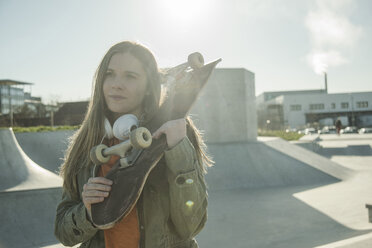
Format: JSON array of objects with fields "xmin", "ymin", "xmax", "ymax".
[{"xmin": 99, "ymin": 138, "xmax": 140, "ymax": 248}]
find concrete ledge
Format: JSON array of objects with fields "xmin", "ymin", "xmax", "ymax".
[
  {"xmin": 291, "ymin": 140, "xmax": 321, "ymax": 153},
  {"xmin": 292, "ymin": 134, "xmax": 322, "ymax": 152},
  {"xmin": 300, "ymin": 134, "xmax": 320, "ymax": 142},
  {"xmin": 366, "ymin": 204, "xmax": 372, "ymax": 223}
]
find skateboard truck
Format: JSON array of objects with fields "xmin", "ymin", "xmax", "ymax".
[{"xmin": 90, "ymin": 115, "xmax": 152, "ymax": 170}]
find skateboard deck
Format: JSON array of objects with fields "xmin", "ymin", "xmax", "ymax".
[{"xmin": 91, "ymin": 55, "xmax": 221, "ymax": 229}]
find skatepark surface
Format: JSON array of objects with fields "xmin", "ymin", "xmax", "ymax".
[
  {"xmin": 1, "ymin": 129, "xmax": 372, "ymax": 247},
  {"xmin": 196, "ymin": 134, "xmax": 372, "ymax": 248}
]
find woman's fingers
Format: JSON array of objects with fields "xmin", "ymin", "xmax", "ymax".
[
  {"xmin": 152, "ymin": 123, "xmax": 167, "ymax": 139},
  {"xmin": 82, "ymin": 190, "xmax": 109, "ymax": 198},
  {"xmin": 83, "ymin": 196, "xmax": 105, "ymax": 205},
  {"xmin": 84, "ymin": 183, "xmax": 111, "ymax": 192},
  {"xmin": 82, "ymin": 177, "xmax": 113, "ymax": 211},
  {"xmin": 152, "ymin": 119, "xmax": 186, "ymax": 149},
  {"xmin": 87, "ymin": 177, "xmax": 113, "ymax": 185}
]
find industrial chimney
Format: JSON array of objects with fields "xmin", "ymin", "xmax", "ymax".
[{"xmin": 324, "ymin": 72, "xmax": 328, "ymax": 94}]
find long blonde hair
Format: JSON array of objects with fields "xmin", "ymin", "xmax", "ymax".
[{"xmin": 60, "ymin": 41, "xmax": 213, "ymax": 195}]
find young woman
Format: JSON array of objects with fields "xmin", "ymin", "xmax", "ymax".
[{"xmin": 54, "ymin": 41, "xmax": 212, "ymax": 248}]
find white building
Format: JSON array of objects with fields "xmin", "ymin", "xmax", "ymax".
[{"xmin": 257, "ymin": 90, "xmax": 372, "ymax": 129}]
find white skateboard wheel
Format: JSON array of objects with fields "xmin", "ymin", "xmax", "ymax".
[
  {"xmin": 130, "ymin": 127, "xmax": 152, "ymax": 149},
  {"xmin": 188, "ymin": 52, "xmax": 204, "ymax": 69},
  {"xmin": 90, "ymin": 144, "xmax": 110, "ymax": 164}
]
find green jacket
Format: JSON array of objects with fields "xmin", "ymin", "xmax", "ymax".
[{"xmin": 54, "ymin": 137, "xmax": 208, "ymax": 248}]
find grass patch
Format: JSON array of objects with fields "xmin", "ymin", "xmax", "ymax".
[
  {"xmin": 258, "ymin": 130, "xmax": 304, "ymax": 141},
  {"xmin": 7, "ymin": 125, "xmax": 80, "ymax": 133}
]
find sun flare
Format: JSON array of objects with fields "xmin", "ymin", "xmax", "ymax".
[{"xmin": 161, "ymin": 0, "xmax": 209, "ymax": 25}]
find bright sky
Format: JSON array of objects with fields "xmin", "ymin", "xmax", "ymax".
[{"xmin": 0, "ymin": 0, "xmax": 371, "ymax": 103}]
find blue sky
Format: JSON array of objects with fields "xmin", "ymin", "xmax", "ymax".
[{"xmin": 0, "ymin": 0, "xmax": 371, "ymax": 103}]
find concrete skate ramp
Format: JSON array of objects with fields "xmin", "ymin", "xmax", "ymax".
[
  {"xmin": 204, "ymin": 137, "xmax": 353, "ymax": 191},
  {"xmin": 0, "ymin": 188, "xmax": 62, "ymax": 248},
  {"xmin": 15, "ymin": 130, "xmax": 74, "ymax": 174},
  {"xmin": 0, "ymin": 129, "xmax": 63, "ymax": 247},
  {"xmin": 0, "ymin": 129, "xmax": 62, "ymax": 191}
]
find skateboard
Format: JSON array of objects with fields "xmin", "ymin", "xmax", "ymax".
[{"xmin": 90, "ymin": 52, "xmax": 221, "ymax": 229}]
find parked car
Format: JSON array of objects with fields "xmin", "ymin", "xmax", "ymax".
[
  {"xmin": 298, "ymin": 130, "xmax": 305, "ymax": 134},
  {"xmin": 341, "ymin": 126, "xmax": 358, "ymax": 134},
  {"xmin": 319, "ymin": 126, "xmax": 337, "ymax": 134},
  {"xmin": 359, "ymin": 128, "xmax": 372, "ymax": 134}
]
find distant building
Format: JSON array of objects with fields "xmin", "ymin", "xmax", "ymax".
[
  {"xmin": 257, "ymin": 90, "xmax": 372, "ymax": 129},
  {"xmin": 23, "ymin": 92, "xmax": 45, "ymax": 116},
  {"xmin": 256, "ymin": 89, "xmax": 327, "ymax": 104},
  {"xmin": 0, "ymin": 79, "xmax": 33, "ymax": 115},
  {"xmin": 54, "ymin": 101, "xmax": 88, "ymax": 125}
]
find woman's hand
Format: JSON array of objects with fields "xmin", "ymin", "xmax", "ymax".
[
  {"xmin": 152, "ymin": 119, "xmax": 186, "ymax": 149},
  {"xmin": 82, "ymin": 177, "xmax": 113, "ymax": 217}
]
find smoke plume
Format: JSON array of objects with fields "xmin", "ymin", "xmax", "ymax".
[{"xmin": 305, "ymin": 0, "xmax": 362, "ymax": 74}]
